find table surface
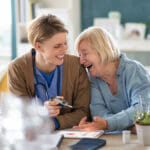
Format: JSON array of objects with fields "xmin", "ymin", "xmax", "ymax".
[{"xmin": 59, "ymin": 134, "xmax": 150, "ymax": 150}]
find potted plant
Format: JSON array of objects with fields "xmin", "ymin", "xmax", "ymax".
[{"xmin": 134, "ymin": 99, "xmax": 150, "ymax": 146}]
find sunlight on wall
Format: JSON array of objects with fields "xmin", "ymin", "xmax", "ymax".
[
  {"xmin": 0, "ymin": 0, "xmax": 11, "ymax": 25},
  {"xmin": 0, "ymin": 0, "xmax": 11, "ymax": 64}
]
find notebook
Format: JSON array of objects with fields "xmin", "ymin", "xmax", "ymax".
[{"xmin": 58, "ymin": 129, "xmax": 104, "ymax": 139}]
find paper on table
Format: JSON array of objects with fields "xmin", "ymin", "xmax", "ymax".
[{"xmin": 58, "ymin": 129, "xmax": 104, "ymax": 139}]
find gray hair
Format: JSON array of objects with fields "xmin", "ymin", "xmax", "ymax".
[{"xmin": 75, "ymin": 26, "xmax": 120, "ymax": 64}]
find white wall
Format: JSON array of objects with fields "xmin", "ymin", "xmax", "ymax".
[
  {"xmin": 16, "ymin": 0, "xmax": 81, "ymax": 57},
  {"xmin": 41, "ymin": 0, "xmax": 81, "ymax": 54}
]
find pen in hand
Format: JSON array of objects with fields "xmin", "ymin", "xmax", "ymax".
[{"xmin": 50, "ymin": 97, "xmax": 73, "ymax": 108}]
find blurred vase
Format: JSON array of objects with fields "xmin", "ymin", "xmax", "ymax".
[
  {"xmin": 136, "ymin": 124, "xmax": 150, "ymax": 146},
  {"xmin": 135, "ymin": 96, "xmax": 150, "ymax": 146}
]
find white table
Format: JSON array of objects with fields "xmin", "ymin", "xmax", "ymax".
[{"xmin": 59, "ymin": 134, "xmax": 150, "ymax": 150}]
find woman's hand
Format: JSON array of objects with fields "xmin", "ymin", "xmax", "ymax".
[
  {"xmin": 73, "ymin": 116, "xmax": 108, "ymax": 132},
  {"xmin": 44, "ymin": 96, "xmax": 64, "ymax": 117}
]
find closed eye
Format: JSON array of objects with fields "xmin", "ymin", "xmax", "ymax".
[{"xmin": 54, "ymin": 44, "xmax": 61, "ymax": 48}]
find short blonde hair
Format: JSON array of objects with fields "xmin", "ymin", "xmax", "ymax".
[
  {"xmin": 28, "ymin": 14, "xmax": 68, "ymax": 47},
  {"xmin": 75, "ymin": 26, "xmax": 120, "ymax": 64}
]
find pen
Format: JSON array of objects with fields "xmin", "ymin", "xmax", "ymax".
[{"xmin": 50, "ymin": 97, "xmax": 73, "ymax": 108}]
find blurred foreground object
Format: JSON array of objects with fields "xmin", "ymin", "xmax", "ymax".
[{"xmin": 0, "ymin": 94, "xmax": 61, "ymax": 150}]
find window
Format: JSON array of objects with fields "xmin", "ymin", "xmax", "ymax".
[{"xmin": 0, "ymin": 0, "xmax": 11, "ymax": 65}]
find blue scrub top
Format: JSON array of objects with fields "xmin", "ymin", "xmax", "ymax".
[{"xmin": 34, "ymin": 65, "xmax": 63, "ymax": 104}]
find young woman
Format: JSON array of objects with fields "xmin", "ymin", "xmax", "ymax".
[{"xmin": 8, "ymin": 14, "xmax": 90, "ymax": 130}]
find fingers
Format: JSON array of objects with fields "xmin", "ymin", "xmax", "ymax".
[
  {"xmin": 79, "ymin": 116, "xmax": 87, "ymax": 125},
  {"xmin": 44, "ymin": 101, "xmax": 60, "ymax": 117},
  {"xmin": 47, "ymin": 105, "xmax": 60, "ymax": 111},
  {"xmin": 73, "ymin": 123, "xmax": 95, "ymax": 132},
  {"xmin": 74, "ymin": 122, "xmax": 92, "ymax": 129},
  {"xmin": 73, "ymin": 125, "xmax": 87, "ymax": 130},
  {"xmin": 79, "ymin": 127, "xmax": 96, "ymax": 132},
  {"xmin": 49, "ymin": 108, "xmax": 60, "ymax": 117},
  {"xmin": 44, "ymin": 101, "xmax": 59, "ymax": 107},
  {"xmin": 74, "ymin": 118, "xmax": 105, "ymax": 132},
  {"xmin": 73, "ymin": 116, "xmax": 92, "ymax": 130},
  {"xmin": 56, "ymin": 96, "xmax": 64, "ymax": 100},
  {"xmin": 48, "ymin": 106, "xmax": 60, "ymax": 117},
  {"xmin": 75, "ymin": 117, "xmax": 107, "ymax": 132}
]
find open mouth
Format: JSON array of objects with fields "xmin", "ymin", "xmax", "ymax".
[
  {"xmin": 56, "ymin": 55, "xmax": 64, "ymax": 58},
  {"xmin": 86, "ymin": 64, "xmax": 93, "ymax": 69},
  {"xmin": 56, "ymin": 55, "xmax": 64, "ymax": 59}
]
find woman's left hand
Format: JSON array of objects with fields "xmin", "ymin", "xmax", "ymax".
[
  {"xmin": 44, "ymin": 100, "xmax": 60, "ymax": 117},
  {"xmin": 73, "ymin": 116, "xmax": 108, "ymax": 132},
  {"xmin": 44, "ymin": 96, "xmax": 64, "ymax": 117}
]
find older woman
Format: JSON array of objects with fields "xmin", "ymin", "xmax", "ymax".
[
  {"xmin": 74, "ymin": 26, "xmax": 150, "ymax": 132},
  {"xmin": 8, "ymin": 14, "xmax": 90, "ymax": 130}
]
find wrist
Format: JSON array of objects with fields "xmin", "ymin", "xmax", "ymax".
[{"xmin": 103, "ymin": 119, "xmax": 108, "ymax": 130}]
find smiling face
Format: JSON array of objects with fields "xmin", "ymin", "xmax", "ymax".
[
  {"xmin": 78, "ymin": 40, "xmax": 106, "ymax": 77},
  {"xmin": 36, "ymin": 32, "xmax": 68, "ymax": 66}
]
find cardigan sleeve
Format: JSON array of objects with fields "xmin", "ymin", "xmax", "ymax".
[
  {"xmin": 8, "ymin": 60, "xmax": 31, "ymax": 97},
  {"xmin": 55, "ymin": 57, "xmax": 90, "ymax": 129}
]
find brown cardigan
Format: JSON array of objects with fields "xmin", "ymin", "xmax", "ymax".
[{"xmin": 8, "ymin": 49, "xmax": 90, "ymax": 129}]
